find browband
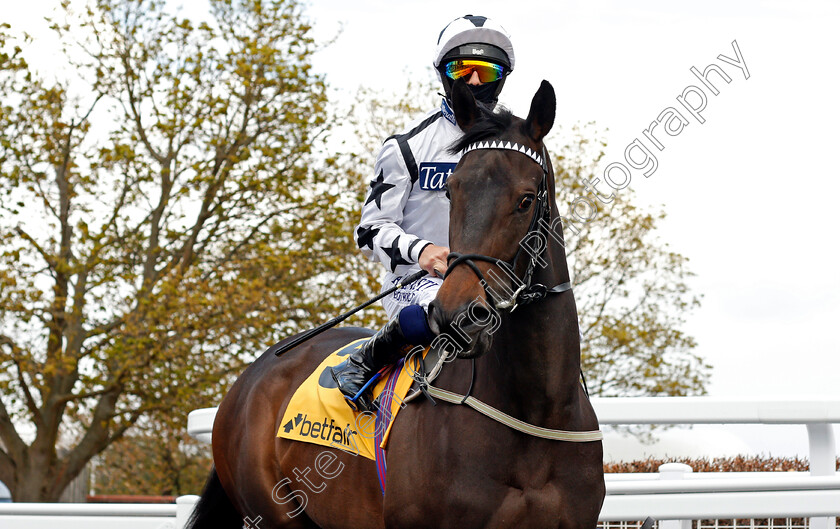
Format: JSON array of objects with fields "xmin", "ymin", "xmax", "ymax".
[{"xmin": 463, "ymin": 140, "xmax": 546, "ymax": 172}]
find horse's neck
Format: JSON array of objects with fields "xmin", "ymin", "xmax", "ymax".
[{"xmin": 479, "ymin": 243, "xmax": 583, "ymax": 426}]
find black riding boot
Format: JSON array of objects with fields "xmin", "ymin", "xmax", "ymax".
[{"xmin": 330, "ymin": 318, "xmax": 412, "ymax": 412}]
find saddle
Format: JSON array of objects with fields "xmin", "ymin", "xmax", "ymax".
[
  {"xmin": 276, "ymin": 337, "xmax": 448, "ymax": 494},
  {"xmin": 276, "ymin": 338, "xmax": 447, "ymax": 459}
]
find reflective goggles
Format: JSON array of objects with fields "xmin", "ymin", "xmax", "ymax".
[{"xmin": 444, "ymin": 60, "xmax": 507, "ymax": 83}]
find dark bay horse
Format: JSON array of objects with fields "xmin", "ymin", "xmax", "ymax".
[{"xmin": 187, "ymin": 79, "xmax": 605, "ymax": 529}]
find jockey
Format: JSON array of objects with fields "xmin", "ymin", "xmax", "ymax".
[{"xmin": 330, "ymin": 15, "xmax": 516, "ymax": 411}]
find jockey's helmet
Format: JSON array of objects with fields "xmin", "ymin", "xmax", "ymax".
[{"xmin": 433, "ymin": 15, "xmax": 515, "ymax": 105}]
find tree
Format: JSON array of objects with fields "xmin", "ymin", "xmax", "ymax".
[
  {"xmin": 0, "ymin": 0, "xmax": 379, "ymax": 501},
  {"xmin": 92, "ymin": 412, "xmax": 212, "ymax": 497},
  {"xmin": 0, "ymin": 24, "xmax": 27, "ymax": 75}
]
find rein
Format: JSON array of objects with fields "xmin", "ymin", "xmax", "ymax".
[
  {"xmin": 424, "ymin": 383, "xmax": 603, "ymax": 442},
  {"xmin": 406, "ymin": 350, "xmax": 603, "ymax": 442},
  {"xmin": 444, "ymin": 140, "xmax": 571, "ymax": 311}
]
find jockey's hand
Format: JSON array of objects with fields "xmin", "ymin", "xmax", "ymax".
[{"xmin": 419, "ymin": 244, "xmax": 450, "ymax": 278}]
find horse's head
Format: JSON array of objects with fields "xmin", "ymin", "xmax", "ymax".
[{"xmin": 428, "ymin": 79, "xmax": 557, "ymax": 358}]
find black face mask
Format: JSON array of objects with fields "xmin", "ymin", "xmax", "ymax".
[{"xmin": 467, "ymin": 81, "xmax": 500, "ymax": 104}]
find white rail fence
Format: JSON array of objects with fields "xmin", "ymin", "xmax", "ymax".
[
  {"xmin": 1, "ymin": 397, "xmax": 837, "ymax": 528},
  {"xmin": 0, "ymin": 499, "xmax": 193, "ymax": 529},
  {"xmin": 595, "ymin": 397, "xmax": 840, "ymax": 528}
]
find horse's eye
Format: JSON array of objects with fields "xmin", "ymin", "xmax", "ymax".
[{"xmin": 518, "ymin": 194, "xmax": 535, "ymax": 211}]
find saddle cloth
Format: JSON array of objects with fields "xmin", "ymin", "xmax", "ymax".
[{"xmin": 277, "ymin": 338, "xmax": 422, "ymax": 462}]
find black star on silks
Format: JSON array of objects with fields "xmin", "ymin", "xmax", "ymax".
[
  {"xmin": 382, "ymin": 237, "xmax": 411, "ymax": 272},
  {"xmin": 356, "ymin": 226, "xmax": 380, "ymax": 250},
  {"xmin": 364, "ymin": 170, "xmax": 395, "ymax": 210}
]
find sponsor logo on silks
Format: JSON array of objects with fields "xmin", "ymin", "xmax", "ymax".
[
  {"xmin": 389, "ymin": 275, "xmax": 439, "ymax": 303},
  {"xmin": 282, "ymin": 412, "xmax": 359, "ymax": 452},
  {"xmin": 418, "ymin": 162, "xmax": 456, "ymax": 191},
  {"xmin": 441, "ymin": 98, "xmax": 456, "ymax": 125},
  {"xmin": 392, "ymin": 289, "xmax": 416, "ymax": 304}
]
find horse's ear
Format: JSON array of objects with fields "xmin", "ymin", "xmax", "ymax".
[
  {"xmin": 524, "ymin": 80, "xmax": 556, "ymax": 142},
  {"xmin": 450, "ymin": 78, "xmax": 479, "ymax": 131}
]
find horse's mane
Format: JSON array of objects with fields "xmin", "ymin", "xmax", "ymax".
[{"xmin": 448, "ymin": 104, "xmax": 514, "ymax": 155}]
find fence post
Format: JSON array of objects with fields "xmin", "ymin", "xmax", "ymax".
[
  {"xmin": 806, "ymin": 424, "xmax": 837, "ymax": 529},
  {"xmin": 176, "ymin": 495, "xmax": 199, "ymax": 529},
  {"xmin": 658, "ymin": 462, "xmax": 693, "ymax": 529}
]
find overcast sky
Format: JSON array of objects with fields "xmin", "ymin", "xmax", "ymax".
[{"xmin": 7, "ymin": 0, "xmax": 840, "ymax": 458}]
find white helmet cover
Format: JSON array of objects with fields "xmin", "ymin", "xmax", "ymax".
[{"xmin": 433, "ymin": 15, "xmax": 516, "ymax": 72}]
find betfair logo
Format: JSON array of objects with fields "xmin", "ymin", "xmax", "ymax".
[{"xmin": 282, "ymin": 413, "xmax": 357, "ymax": 446}]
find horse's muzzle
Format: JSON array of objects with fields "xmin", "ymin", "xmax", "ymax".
[{"xmin": 427, "ymin": 299, "xmax": 495, "ymax": 359}]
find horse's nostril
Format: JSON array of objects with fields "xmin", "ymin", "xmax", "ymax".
[{"xmin": 469, "ymin": 304, "xmax": 492, "ymax": 326}]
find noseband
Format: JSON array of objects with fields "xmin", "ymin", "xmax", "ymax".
[{"xmin": 444, "ymin": 140, "xmax": 572, "ymax": 312}]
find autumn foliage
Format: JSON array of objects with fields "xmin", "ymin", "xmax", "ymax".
[{"xmin": 0, "ymin": 0, "xmax": 379, "ymax": 501}]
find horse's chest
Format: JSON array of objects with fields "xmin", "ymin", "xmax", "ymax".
[
  {"xmin": 386, "ymin": 479, "xmax": 567, "ymax": 529},
  {"xmin": 385, "ymin": 409, "xmax": 595, "ymax": 528}
]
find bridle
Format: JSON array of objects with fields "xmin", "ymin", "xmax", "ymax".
[{"xmin": 444, "ymin": 139, "xmax": 572, "ymax": 312}]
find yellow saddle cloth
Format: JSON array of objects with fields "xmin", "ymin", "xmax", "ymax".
[{"xmin": 277, "ymin": 337, "xmax": 420, "ymax": 461}]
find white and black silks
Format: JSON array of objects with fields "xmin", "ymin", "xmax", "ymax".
[{"xmin": 355, "ymin": 98, "xmax": 462, "ymax": 320}]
